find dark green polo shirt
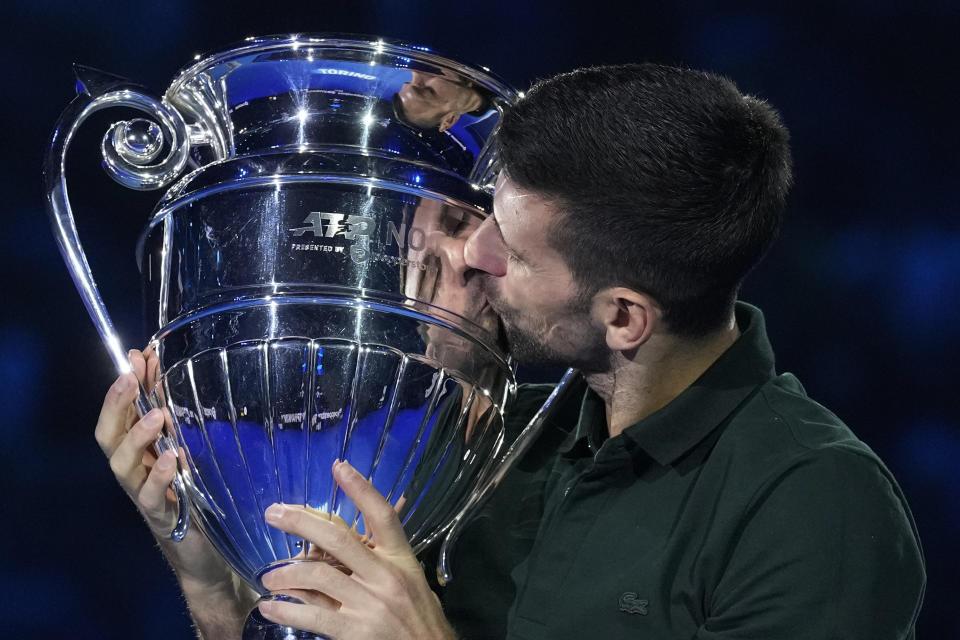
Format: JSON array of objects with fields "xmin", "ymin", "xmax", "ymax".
[{"xmin": 436, "ymin": 303, "xmax": 925, "ymax": 639}]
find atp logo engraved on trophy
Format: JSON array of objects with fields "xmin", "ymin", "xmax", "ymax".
[
  {"xmin": 290, "ymin": 211, "xmax": 375, "ymax": 263},
  {"xmin": 618, "ymin": 592, "xmax": 649, "ymax": 615},
  {"xmin": 290, "ymin": 212, "xmax": 375, "ymax": 239},
  {"xmin": 290, "ymin": 213, "xmax": 427, "ymax": 249},
  {"xmin": 290, "ymin": 212, "xmax": 431, "ymax": 266}
]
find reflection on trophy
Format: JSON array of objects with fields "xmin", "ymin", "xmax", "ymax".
[
  {"xmin": 394, "ymin": 70, "xmax": 494, "ymax": 132},
  {"xmin": 43, "ymin": 34, "xmax": 565, "ymax": 640}
]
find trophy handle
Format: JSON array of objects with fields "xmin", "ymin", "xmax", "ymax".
[
  {"xmin": 43, "ymin": 65, "xmax": 194, "ymax": 541},
  {"xmin": 436, "ymin": 367, "xmax": 582, "ymax": 585}
]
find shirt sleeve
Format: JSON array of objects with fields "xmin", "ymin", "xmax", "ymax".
[{"xmin": 694, "ymin": 445, "xmax": 925, "ymax": 640}]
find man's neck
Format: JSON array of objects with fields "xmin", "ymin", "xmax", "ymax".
[{"xmin": 584, "ymin": 316, "xmax": 741, "ymax": 438}]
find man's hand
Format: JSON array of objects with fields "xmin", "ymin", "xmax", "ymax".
[
  {"xmin": 258, "ymin": 461, "xmax": 458, "ymax": 640},
  {"xmin": 94, "ymin": 348, "xmax": 255, "ymax": 637},
  {"xmin": 95, "ymin": 350, "xmax": 175, "ymax": 529}
]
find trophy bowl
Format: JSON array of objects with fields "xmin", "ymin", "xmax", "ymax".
[{"xmin": 45, "ymin": 34, "xmax": 529, "ymax": 639}]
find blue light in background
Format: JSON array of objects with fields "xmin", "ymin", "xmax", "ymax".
[
  {"xmin": 0, "ymin": 568, "xmax": 81, "ymax": 633},
  {"xmin": 829, "ymin": 226, "xmax": 885, "ymax": 286},
  {"xmin": 684, "ymin": 12, "xmax": 780, "ymax": 71},
  {"xmin": 895, "ymin": 230, "xmax": 960, "ymax": 333},
  {"xmin": 5, "ymin": 210, "xmax": 53, "ymax": 269},
  {"xmin": 827, "ymin": 226, "xmax": 960, "ymax": 341},
  {"xmin": 14, "ymin": 0, "xmax": 192, "ymax": 58},
  {"xmin": 0, "ymin": 327, "xmax": 45, "ymax": 447},
  {"xmin": 897, "ymin": 420, "xmax": 960, "ymax": 529}
]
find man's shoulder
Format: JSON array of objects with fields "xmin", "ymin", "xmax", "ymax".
[
  {"xmin": 715, "ymin": 372, "xmax": 907, "ymax": 509},
  {"xmin": 700, "ymin": 377, "xmax": 926, "ymax": 639},
  {"xmin": 725, "ymin": 372, "xmax": 873, "ymax": 454}
]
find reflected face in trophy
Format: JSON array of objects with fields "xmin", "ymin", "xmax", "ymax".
[
  {"xmin": 396, "ymin": 71, "xmax": 486, "ymax": 132},
  {"xmin": 464, "ymin": 175, "xmax": 611, "ymax": 372},
  {"xmin": 403, "ymin": 199, "xmax": 500, "ymax": 354}
]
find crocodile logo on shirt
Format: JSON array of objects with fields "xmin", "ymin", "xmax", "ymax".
[{"xmin": 618, "ymin": 592, "xmax": 649, "ymax": 615}]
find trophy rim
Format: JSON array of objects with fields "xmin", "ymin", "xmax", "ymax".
[{"xmin": 166, "ymin": 32, "xmax": 520, "ymax": 106}]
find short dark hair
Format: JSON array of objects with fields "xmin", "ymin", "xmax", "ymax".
[{"xmin": 497, "ymin": 63, "xmax": 793, "ymax": 337}]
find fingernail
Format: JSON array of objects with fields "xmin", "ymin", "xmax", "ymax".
[
  {"xmin": 265, "ymin": 504, "xmax": 286, "ymax": 523},
  {"xmin": 140, "ymin": 409, "xmax": 163, "ymax": 428},
  {"xmin": 115, "ymin": 375, "xmax": 132, "ymax": 392},
  {"xmin": 258, "ymin": 600, "xmax": 277, "ymax": 617}
]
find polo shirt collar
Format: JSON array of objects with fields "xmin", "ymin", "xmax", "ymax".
[{"xmin": 563, "ymin": 302, "xmax": 777, "ymax": 466}]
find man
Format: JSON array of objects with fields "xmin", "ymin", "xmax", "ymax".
[
  {"xmin": 96, "ymin": 63, "xmax": 925, "ymax": 639},
  {"xmin": 394, "ymin": 70, "xmax": 492, "ymax": 131}
]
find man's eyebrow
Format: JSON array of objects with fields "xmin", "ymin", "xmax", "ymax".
[{"xmin": 491, "ymin": 211, "xmax": 526, "ymax": 261}]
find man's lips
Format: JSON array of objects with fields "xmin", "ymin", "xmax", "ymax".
[
  {"xmin": 478, "ymin": 296, "xmax": 503, "ymax": 321},
  {"xmin": 475, "ymin": 279, "xmax": 498, "ymax": 315}
]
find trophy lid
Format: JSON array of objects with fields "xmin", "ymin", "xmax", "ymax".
[{"xmin": 163, "ymin": 34, "xmax": 518, "ymax": 198}]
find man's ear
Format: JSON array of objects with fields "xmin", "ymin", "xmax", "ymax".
[
  {"xmin": 438, "ymin": 111, "xmax": 461, "ymax": 132},
  {"xmin": 592, "ymin": 287, "xmax": 661, "ymax": 351}
]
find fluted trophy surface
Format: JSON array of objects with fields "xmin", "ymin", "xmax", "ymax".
[{"xmin": 45, "ymin": 34, "xmax": 526, "ymax": 637}]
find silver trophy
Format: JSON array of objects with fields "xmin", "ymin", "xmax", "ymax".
[{"xmin": 45, "ymin": 34, "xmax": 578, "ymax": 639}]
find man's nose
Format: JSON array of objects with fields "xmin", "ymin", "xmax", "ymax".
[
  {"xmin": 464, "ymin": 217, "xmax": 507, "ymax": 277},
  {"xmin": 435, "ymin": 235, "xmax": 470, "ymax": 287}
]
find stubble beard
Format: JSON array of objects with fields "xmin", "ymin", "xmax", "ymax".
[{"xmin": 481, "ymin": 277, "xmax": 611, "ymax": 373}]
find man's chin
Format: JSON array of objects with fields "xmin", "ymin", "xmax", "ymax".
[
  {"xmin": 502, "ymin": 322, "xmax": 612, "ymax": 373},
  {"xmin": 501, "ymin": 324, "xmax": 567, "ymax": 369}
]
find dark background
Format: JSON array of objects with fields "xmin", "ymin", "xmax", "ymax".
[{"xmin": 3, "ymin": 0, "xmax": 957, "ymax": 637}]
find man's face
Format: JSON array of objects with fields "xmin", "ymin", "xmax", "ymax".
[
  {"xmin": 403, "ymin": 199, "xmax": 500, "ymax": 360},
  {"xmin": 398, "ymin": 71, "xmax": 480, "ymax": 131},
  {"xmin": 464, "ymin": 175, "xmax": 610, "ymax": 372}
]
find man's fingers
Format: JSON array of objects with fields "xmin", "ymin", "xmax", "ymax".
[
  {"xmin": 128, "ymin": 349, "xmax": 147, "ymax": 384},
  {"xmin": 333, "ymin": 460, "xmax": 409, "ymax": 553},
  {"xmin": 262, "ymin": 560, "xmax": 370, "ymax": 611},
  {"xmin": 137, "ymin": 449, "xmax": 177, "ymax": 515},
  {"xmin": 145, "ymin": 346, "xmax": 160, "ymax": 391},
  {"xmin": 258, "ymin": 598, "xmax": 344, "ymax": 639},
  {"xmin": 265, "ymin": 588, "xmax": 340, "ymax": 610},
  {"xmin": 108, "ymin": 408, "xmax": 165, "ymax": 486},
  {"xmin": 94, "ymin": 373, "xmax": 139, "ymax": 456},
  {"xmin": 265, "ymin": 505, "xmax": 384, "ymax": 583}
]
